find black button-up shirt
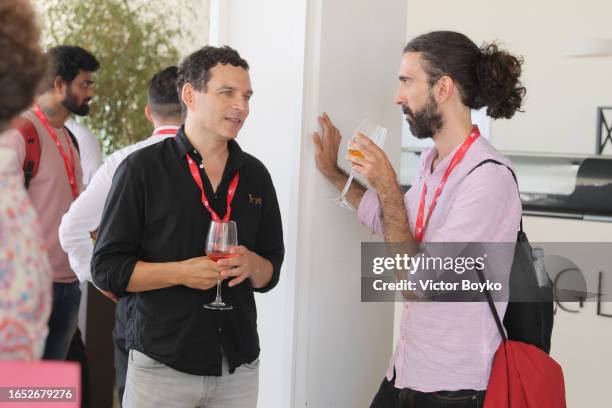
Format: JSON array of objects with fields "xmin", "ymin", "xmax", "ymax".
[{"xmin": 91, "ymin": 126, "xmax": 284, "ymax": 376}]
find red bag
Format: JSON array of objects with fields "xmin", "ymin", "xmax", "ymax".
[
  {"xmin": 478, "ymin": 269, "xmax": 566, "ymax": 407},
  {"xmin": 484, "ymin": 340, "xmax": 566, "ymax": 408}
]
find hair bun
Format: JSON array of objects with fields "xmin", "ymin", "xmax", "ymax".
[{"xmin": 475, "ymin": 43, "xmax": 526, "ymax": 119}]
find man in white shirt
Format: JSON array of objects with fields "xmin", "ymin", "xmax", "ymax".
[
  {"xmin": 59, "ymin": 66, "xmax": 183, "ymax": 404},
  {"xmin": 65, "ymin": 119, "xmax": 103, "ymax": 186}
]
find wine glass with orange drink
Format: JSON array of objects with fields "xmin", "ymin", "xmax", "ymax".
[{"xmin": 331, "ymin": 119, "xmax": 387, "ymax": 209}]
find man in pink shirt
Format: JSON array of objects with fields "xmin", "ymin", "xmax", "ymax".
[
  {"xmin": 0, "ymin": 45, "xmax": 99, "ymax": 361},
  {"xmin": 313, "ymin": 31, "xmax": 525, "ymax": 407}
]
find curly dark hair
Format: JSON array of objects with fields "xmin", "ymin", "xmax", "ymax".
[
  {"xmin": 147, "ymin": 66, "xmax": 181, "ymax": 119},
  {"xmin": 404, "ymin": 31, "xmax": 526, "ymax": 119},
  {"xmin": 47, "ymin": 45, "xmax": 100, "ymax": 87},
  {"xmin": 0, "ymin": 0, "xmax": 47, "ymax": 129},
  {"xmin": 176, "ymin": 45, "xmax": 249, "ymax": 94}
]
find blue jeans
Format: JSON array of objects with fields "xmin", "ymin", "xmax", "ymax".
[{"xmin": 43, "ymin": 282, "xmax": 81, "ymax": 360}]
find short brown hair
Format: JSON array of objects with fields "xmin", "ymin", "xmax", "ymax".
[
  {"xmin": 177, "ymin": 45, "xmax": 249, "ymax": 93},
  {"xmin": 0, "ymin": 0, "xmax": 47, "ymax": 129}
]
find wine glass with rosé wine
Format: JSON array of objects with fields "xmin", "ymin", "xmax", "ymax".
[{"xmin": 204, "ymin": 220, "xmax": 238, "ymax": 310}]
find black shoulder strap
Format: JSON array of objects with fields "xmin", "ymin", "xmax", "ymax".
[
  {"xmin": 477, "ymin": 268, "xmax": 507, "ymax": 342},
  {"xmin": 471, "ymin": 159, "xmax": 521, "ymax": 344},
  {"xmin": 467, "ymin": 159, "xmax": 516, "ymax": 182},
  {"xmin": 64, "ymin": 126, "xmax": 80, "ymax": 155},
  {"xmin": 467, "ymin": 159, "xmax": 523, "ymax": 233}
]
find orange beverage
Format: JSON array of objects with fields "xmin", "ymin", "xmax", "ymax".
[{"xmin": 348, "ymin": 149, "xmax": 364, "ymax": 159}]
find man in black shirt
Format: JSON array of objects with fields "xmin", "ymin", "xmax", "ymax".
[{"xmin": 91, "ymin": 46, "xmax": 284, "ymax": 407}]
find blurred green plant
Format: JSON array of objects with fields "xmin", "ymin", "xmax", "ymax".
[{"xmin": 35, "ymin": 0, "xmax": 197, "ymax": 154}]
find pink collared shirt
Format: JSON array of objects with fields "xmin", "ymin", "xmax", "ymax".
[
  {"xmin": 358, "ymin": 135, "xmax": 521, "ymax": 392},
  {"xmin": 0, "ymin": 111, "xmax": 83, "ymax": 283}
]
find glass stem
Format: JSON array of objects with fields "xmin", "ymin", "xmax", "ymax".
[
  {"xmin": 338, "ymin": 169, "xmax": 356, "ymax": 201},
  {"xmin": 215, "ymin": 279, "xmax": 222, "ymax": 302}
]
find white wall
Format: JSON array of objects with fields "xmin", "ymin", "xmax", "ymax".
[
  {"xmin": 294, "ymin": 1, "xmax": 405, "ymax": 406},
  {"xmin": 405, "ymin": 0, "xmax": 612, "ymax": 155},
  {"xmin": 211, "ymin": 0, "xmax": 405, "ymax": 406}
]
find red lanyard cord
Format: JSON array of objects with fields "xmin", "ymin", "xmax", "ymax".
[
  {"xmin": 186, "ymin": 153, "xmax": 239, "ymax": 221},
  {"xmin": 33, "ymin": 104, "xmax": 79, "ymax": 199},
  {"xmin": 414, "ymin": 126, "xmax": 480, "ymax": 243}
]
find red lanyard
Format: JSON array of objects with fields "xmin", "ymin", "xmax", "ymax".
[
  {"xmin": 33, "ymin": 104, "xmax": 79, "ymax": 199},
  {"xmin": 186, "ymin": 153, "xmax": 239, "ymax": 221},
  {"xmin": 414, "ymin": 126, "xmax": 480, "ymax": 243},
  {"xmin": 153, "ymin": 127, "xmax": 178, "ymax": 137}
]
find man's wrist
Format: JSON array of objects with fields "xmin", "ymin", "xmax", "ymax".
[
  {"xmin": 324, "ymin": 165, "xmax": 345, "ymax": 182},
  {"xmin": 245, "ymin": 250, "xmax": 260, "ymax": 278},
  {"xmin": 249, "ymin": 253, "xmax": 273, "ymax": 288},
  {"xmin": 170, "ymin": 261, "xmax": 184, "ymax": 286},
  {"xmin": 255, "ymin": 253, "xmax": 268, "ymax": 277}
]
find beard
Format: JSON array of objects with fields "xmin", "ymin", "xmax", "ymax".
[
  {"xmin": 402, "ymin": 93, "xmax": 443, "ymax": 139},
  {"xmin": 61, "ymin": 88, "xmax": 91, "ymax": 116}
]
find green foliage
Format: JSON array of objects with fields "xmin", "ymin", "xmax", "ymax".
[{"xmin": 36, "ymin": 0, "xmax": 195, "ymax": 154}]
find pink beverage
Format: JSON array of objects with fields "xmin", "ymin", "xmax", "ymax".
[{"xmin": 207, "ymin": 252, "xmax": 238, "ymax": 262}]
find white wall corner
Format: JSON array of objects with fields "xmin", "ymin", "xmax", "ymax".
[{"xmin": 209, "ymin": 0, "xmax": 229, "ymax": 46}]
